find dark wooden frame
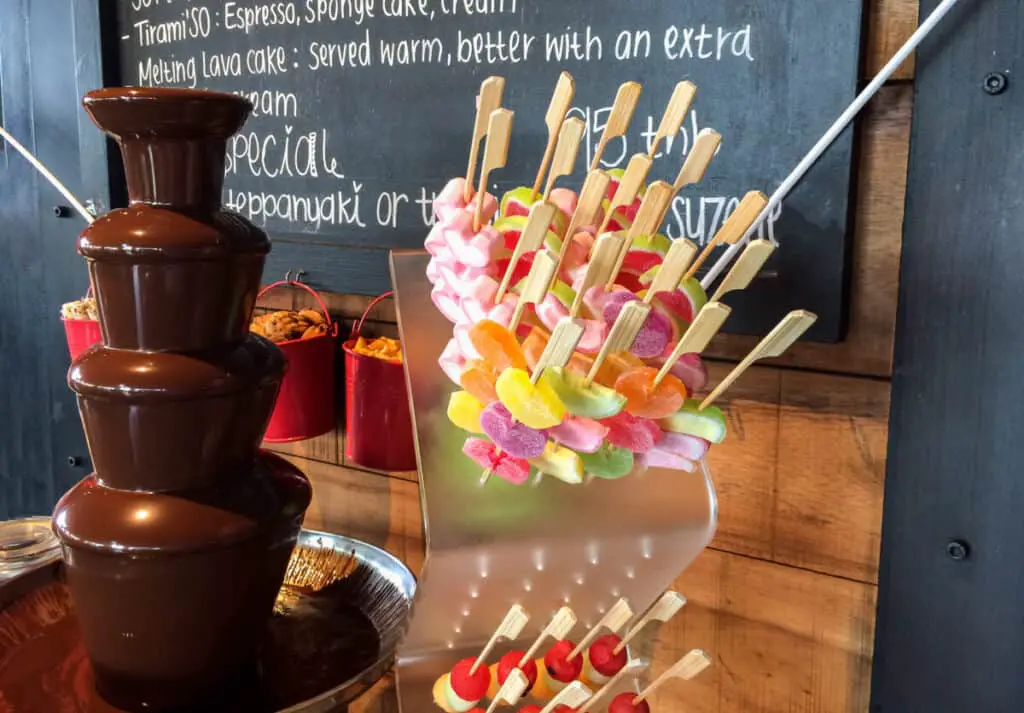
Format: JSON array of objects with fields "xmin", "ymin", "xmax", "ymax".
[{"xmin": 871, "ymin": 0, "xmax": 1024, "ymax": 711}]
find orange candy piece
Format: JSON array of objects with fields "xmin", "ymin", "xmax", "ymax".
[
  {"xmin": 468, "ymin": 320, "xmax": 528, "ymax": 372},
  {"xmin": 522, "ymin": 327, "xmax": 592, "ymax": 375},
  {"xmin": 460, "ymin": 359, "xmax": 499, "ymax": 404},
  {"xmin": 593, "ymin": 351, "xmax": 644, "ymax": 389},
  {"xmin": 615, "ymin": 366, "xmax": 688, "ymax": 419}
]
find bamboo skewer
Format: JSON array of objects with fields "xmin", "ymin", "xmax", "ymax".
[
  {"xmin": 531, "ymin": 72, "xmax": 576, "ymax": 199},
  {"xmin": 552, "ymin": 169, "xmax": 611, "ymax": 282},
  {"xmin": 569, "ymin": 232, "xmax": 625, "ymax": 318},
  {"xmin": 469, "ymin": 605, "xmax": 531, "ymax": 675},
  {"xmin": 606, "ymin": 181, "xmax": 674, "ymax": 290},
  {"xmin": 465, "ymin": 77, "xmax": 506, "ymax": 203},
  {"xmin": 653, "ymin": 303, "xmax": 732, "ymax": 388},
  {"xmin": 613, "ymin": 591, "xmax": 687, "ymax": 655},
  {"xmin": 683, "ymin": 191, "xmax": 767, "ymax": 280},
  {"xmin": 509, "ymin": 251, "xmax": 558, "ymax": 333},
  {"xmin": 576, "ymin": 659, "xmax": 649, "ymax": 713},
  {"xmin": 567, "ymin": 598, "xmax": 633, "ymax": 660},
  {"xmin": 486, "ymin": 670, "xmax": 529, "ymax": 713},
  {"xmin": 474, "ymin": 109, "xmax": 514, "ymax": 232},
  {"xmin": 631, "ymin": 650, "xmax": 712, "ymax": 705},
  {"xmin": 708, "ymin": 239, "xmax": 776, "ymax": 302},
  {"xmin": 590, "ymin": 82, "xmax": 642, "ymax": 171},
  {"xmin": 597, "ymin": 154, "xmax": 652, "ymax": 235},
  {"xmin": 540, "ymin": 682, "xmax": 592, "ymax": 713},
  {"xmin": 494, "ymin": 201, "xmax": 558, "ymax": 304},
  {"xmin": 517, "ymin": 607, "xmax": 578, "ymax": 666},
  {"xmin": 542, "ymin": 118, "xmax": 585, "ymax": 202},
  {"xmin": 647, "ymin": 81, "xmax": 697, "ymax": 160}
]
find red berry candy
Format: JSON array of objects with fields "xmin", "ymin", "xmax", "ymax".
[
  {"xmin": 544, "ymin": 640, "xmax": 584, "ymax": 682},
  {"xmin": 497, "ymin": 651, "xmax": 538, "ymax": 693},
  {"xmin": 450, "ymin": 657, "xmax": 491, "ymax": 701},
  {"xmin": 589, "ymin": 634, "xmax": 628, "ymax": 677},
  {"xmin": 517, "ymin": 707, "xmax": 543, "ymax": 713},
  {"xmin": 609, "ymin": 692, "xmax": 651, "ymax": 713}
]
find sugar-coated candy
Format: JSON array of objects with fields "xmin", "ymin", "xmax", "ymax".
[
  {"xmin": 580, "ymin": 443, "xmax": 635, "ymax": 480},
  {"xmin": 548, "ymin": 186, "xmax": 579, "ymax": 219},
  {"xmin": 469, "ymin": 320, "xmax": 528, "ymax": 372},
  {"xmin": 496, "ymin": 368, "xmax": 567, "ymax": 430},
  {"xmin": 523, "ymin": 327, "xmax": 592, "ymax": 375},
  {"xmin": 480, "ymin": 402, "xmax": 548, "ymax": 458},
  {"xmin": 546, "ymin": 416, "xmax": 609, "ymax": 454},
  {"xmin": 459, "ymin": 360, "xmax": 498, "ymax": 405},
  {"xmin": 442, "ymin": 211, "xmax": 503, "ymax": 268},
  {"xmin": 447, "ymin": 391, "xmax": 485, "ymax": 434},
  {"xmin": 592, "ymin": 351, "xmax": 645, "ymax": 389},
  {"xmin": 499, "ymin": 187, "xmax": 569, "ymax": 235},
  {"xmin": 642, "ymin": 432, "xmax": 710, "ymax": 472},
  {"xmin": 601, "ymin": 411, "xmax": 663, "ymax": 454},
  {"xmin": 659, "ymin": 399, "xmax": 727, "ymax": 444},
  {"xmin": 615, "ymin": 367, "xmax": 688, "ymax": 419},
  {"xmin": 642, "ymin": 274, "xmax": 708, "ymax": 325},
  {"xmin": 462, "ymin": 438, "xmax": 530, "ymax": 485},
  {"xmin": 650, "ymin": 352, "xmax": 709, "ymax": 394},
  {"xmin": 602, "ymin": 294, "xmax": 673, "ymax": 359},
  {"xmin": 534, "ymin": 282, "xmax": 607, "ymax": 354},
  {"xmin": 608, "ymin": 691, "xmax": 651, "ymax": 713},
  {"xmin": 528, "ymin": 442, "xmax": 584, "ymax": 484},
  {"xmin": 616, "ymin": 234, "xmax": 671, "ymax": 291},
  {"xmin": 540, "ymin": 367, "xmax": 627, "ymax": 420}
]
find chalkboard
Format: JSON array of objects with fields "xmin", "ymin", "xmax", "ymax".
[{"xmin": 113, "ymin": 0, "xmax": 863, "ymax": 341}]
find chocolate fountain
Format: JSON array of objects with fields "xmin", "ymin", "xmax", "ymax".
[{"xmin": 52, "ymin": 87, "xmax": 312, "ymax": 712}]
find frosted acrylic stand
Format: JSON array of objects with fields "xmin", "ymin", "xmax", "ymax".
[{"xmin": 390, "ymin": 251, "xmax": 717, "ymax": 712}]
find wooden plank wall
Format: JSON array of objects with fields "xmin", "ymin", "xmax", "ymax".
[{"xmin": 259, "ymin": 2, "xmax": 917, "ymax": 710}]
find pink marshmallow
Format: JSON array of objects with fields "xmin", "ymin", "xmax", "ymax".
[
  {"xmin": 443, "ymin": 212, "xmax": 501, "ymax": 268},
  {"xmin": 453, "ymin": 323, "xmax": 482, "ymax": 360},
  {"xmin": 534, "ymin": 293, "xmax": 607, "ymax": 354},
  {"xmin": 433, "ymin": 177, "xmax": 498, "ymax": 224},
  {"xmin": 548, "ymin": 187, "xmax": 578, "ymax": 219},
  {"xmin": 431, "ymin": 284, "xmax": 468, "ymax": 325}
]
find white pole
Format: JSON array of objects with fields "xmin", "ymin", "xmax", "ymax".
[
  {"xmin": 0, "ymin": 125, "xmax": 95, "ymax": 224},
  {"xmin": 701, "ymin": 0, "xmax": 967, "ymax": 289}
]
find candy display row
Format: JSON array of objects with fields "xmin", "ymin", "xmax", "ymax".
[
  {"xmin": 427, "ymin": 72, "xmax": 817, "ymax": 486},
  {"xmin": 432, "ymin": 592, "xmax": 707, "ymax": 713}
]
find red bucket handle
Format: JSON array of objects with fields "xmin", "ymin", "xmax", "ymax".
[
  {"xmin": 257, "ymin": 280, "xmax": 334, "ymax": 328},
  {"xmin": 351, "ymin": 291, "xmax": 394, "ymax": 340}
]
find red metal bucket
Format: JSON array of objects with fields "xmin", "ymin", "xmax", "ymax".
[
  {"xmin": 343, "ymin": 292, "xmax": 417, "ymax": 472},
  {"xmin": 260, "ymin": 280, "xmax": 338, "ymax": 443},
  {"xmin": 62, "ymin": 318, "xmax": 102, "ymax": 360}
]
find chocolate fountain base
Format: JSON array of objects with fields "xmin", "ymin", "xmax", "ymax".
[{"xmin": 0, "ymin": 530, "xmax": 416, "ymax": 713}]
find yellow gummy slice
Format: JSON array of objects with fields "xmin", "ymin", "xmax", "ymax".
[
  {"xmin": 446, "ymin": 391, "xmax": 485, "ymax": 434},
  {"xmin": 495, "ymin": 368, "xmax": 566, "ymax": 430},
  {"xmin": 528, "ymin": 442, "xmax": 584, "ymax": 484}
]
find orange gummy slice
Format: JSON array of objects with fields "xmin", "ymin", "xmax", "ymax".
[
  {"xmin": 459, "ymin": 359, "xmax": 498, "ymax": 404},
  {"xmin": 593, "ymin": 351, "xmax": 644, "ymax": 389},
  {"xmin": 615, "ymin": 366, "xmax": 688, "ymax": 420},
  {"xmin": 468, "ymin": 319, "xmax": 528, "ymax": 372},
  {"xmin": 522, "ymin": 327, "xmax": 592, "ymax": 375}
]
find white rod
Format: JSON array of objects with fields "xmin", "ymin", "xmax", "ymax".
[
  {"xmin": 0, "ymin": 125, "xmax": 95, "ymax": 224},
  {"xmin": 701, "ymin": 0, "xmax": 966, "ymax": 289}
]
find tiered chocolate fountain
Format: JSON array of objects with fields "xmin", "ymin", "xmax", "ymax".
[{"xmin": 52, "ymin": 87, "xmax": 312, "ymax": 712}]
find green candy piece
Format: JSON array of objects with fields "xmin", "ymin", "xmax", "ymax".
[
  {"xmin": 581, "ymin": 444, "xmax": 635, "ymax": 480},
  {"xmin": 540, "ymin": 367, "xmax": 627, "ymax": 420},
  {"xmin": 659, "ymin": 399, "xmax": 727, "ymax": 444}
]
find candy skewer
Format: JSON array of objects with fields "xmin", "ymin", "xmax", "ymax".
[
  {"xmin": 531, "ymin": 318, "xmax": 585, "ymax": 386},
  {"xmin": 465, "ymin": 77, "xmax": 506, "ymax": 203},
  {"xmin": 567, "ymin": 598, "xmax": 633, "ymax": 660},
  {"xmin": 653, "ymin": 303, "xmax": 732, "ymax": 388},
  {"xmin": 543, "ymin": 118, "xmax": 585, "ymax": 203},
  {"xmin": 531, "ymin": 72, "xmax": 576, "ymax": 200},
  {"xmin": 590, "ymin": 82, "xmax": 642, "ymax": 171},
  {"xmin": 552, "ymin": 169, "xmax": 610, "ymax": 281},
  {"xmin": 700, "ymin": 0, "xmax": 965, "ymax": 288},
  {"xmin": 612, "ymin": 592, "xmax": 687, "ymax": 655},
  {"xmin": 641, "ymin": 238, "xmax": 698, "ymax": 305},
  {"xmin": 606, "ymin": 181, "xmax": 675, "ymax": 290},
  {"xmin": 597, "ymin": 154, "xmax": 652, "ymax": 236},
  {"xmin": 584, "ymin": 301, "xmax": 650, "ymax": 386},
  {"xmin": 517, "ymin": 607, "xmax": 578, "ymax": 667},
  {"xmin": 708, "ymin": 239, "xmax": 776, "ymax": 302},
  {"xmin": 494, "ymin": 201, "xmax": 558, "ymax": 304},
  {"xmin": 0, "ymin": 126, "xmax": 94, "ymax": 223},
  {"xmin": 683, "ymin": 190, "xmax": 767, "ymax": 280},
  {"xmin": 647, "ymin": 81, "xmax": 697, "ymax": 160},
  {"xmin": 575, "ymin": 659, "xmax": 649, "ymax": 713},
  {"xmin": 470, "ymin": 605, "xmax": 531, "ymax": 675},
  {"xmin": 486, "ymin": 670, "xmax": 529, "ymax": 713},
  {"xmin": 509, "ymin": 250, "xmax": 559, "ymax": 333},
  {"xmin": 475, "ymin": 109, "xmax": 515, "ymax": 232},
  {"xmin": 700, "ymin": 310, "xmax": 818, "ymax": 409},
  {"xmin": 569, "ymin": 233, "xmax": 625, "ymax": 318},
  {"xmin": 540, "ymin": 681, "xmax": 593, "ymax": 713},
  {"xmin": 631, "ymin": 650, "xmax": 712, "ymax": 705}
]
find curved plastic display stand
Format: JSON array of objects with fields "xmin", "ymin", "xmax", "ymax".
[{"xmin": 390, "ymin": 251, "xmax": 717, "ymax": 712}]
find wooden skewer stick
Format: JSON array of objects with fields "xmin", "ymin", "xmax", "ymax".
[
  {"xmin": 612, "ymin": 592, "xmax": 687, "ymax": 655},
  {"xmin": 641, "ymin": 238, "xmax": 697, "ymax": 305},
  {"xmin": 632, "ymin": 650, "xmax": 712, "ymax": 705},
  {"xmin": 531, "ymin": 72, "xmax": 576, "ymax": 199},
  {"xmin": 509, "ymin": 250, "xmax": 558, "ymax": 333},
  {"xmin": 469, "ymin": 605, "xmax": 531, "ymax": 675},
  {"xmin": 590, "ymin": 81, "xmax": 642, "ymax": 171},
  {"xmin": 474, "ymin": 109, "xmax": 514, "ymax": 232},
  {"xmin": 552, "ymin": 168, "xmax": 610, "ymax": 272},
  {"xmin": 568, "ymin": 598, "xmax": 633, "ymax": 660},
  {"xmin": 647, "ymin": 81, "xmax": 697, "ymax": 160},
  {"xmin": 531, "ymin": 318, "xmax": 585, "ymax": 386},
  {"xmin": 569, "ymin": 232, "xmax": 625, "ymax": 318},
  {"xmin": 0, "ymin": 126, "xmax": 95, "ymax": 223},
  {"xmin": 683, "ymin": 190, "xmax": 767, "ymax": 280},
  {"xmin": 606, "ymin": 181, "xmax": 674, "ymax": 290},
  {"xmin": 543, "ymin": 118, "xmax": 585, "ymax": 202},
  {"xmin": 585, "ymin": 301, "xmax": 651, "ymax": 386},
  {"xmin": 700, "ymin": 310, "xmax": 818, "ymax": 409},
  {"xmin": 465, "ymin": 77, "xmax": 506, "ymax": 203},
  {"xmin": 540, "ymin": 681, "xmax": 593, "ymax": 713},
  {"xmin": 597, "ymin": 154, "xmax": 652, "ymax": 235},
  {"xmin": 653, "ymin": 303, "xmax": 731, "ymax": 388},
  {"xmin": 485, "ymin": 669, "xmax": 529, "ymax": 713},
  {"xmin": 494, "ymin": 201, "xmax": 558, "ymax": 304},
  {"xmin": 517, "ymin": 607, "xmax": 577, "ymax": 666},
  {"xmin": 673, "ymin": 129, "xmax": 722, "ymax": 192},
  {"xmin": 709, "ymin": 239, "xmax": 776, "ymax": 302},
  {"xmin": 576, "ymin": 659, "xmax": 649, "ymax": 713}
]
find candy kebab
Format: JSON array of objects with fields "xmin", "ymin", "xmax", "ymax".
[
  {"xmin": 486, "ymin": 607, "xmax": 578, "ymax": 703},
  {"xmin": 434, "ymin": 605, "xmax": 531, "ymax": 713},
  {"xmin": 607, "ymin": 649, "xmax": 711, "ymax": 713},
  {"xmin": 575, "ymin": 659, "xmax": 649, "ymax": 713},
  {"xmin": 466, "ymin": 670, "xmax": 530, "ymax": 713},
  {"xmin": 598, "ymin": 154, "xmax": 652, "ymax": 235},
  {"xmin": 534, "ymin": 599, "xmax": 633, "ymax": 699},
  {"xmin": 517, "ymin": 681, "xmax": 593, "ymax": 713},
  {"xmin": 581, "ymin": 592, "xmax": 686, "ymax": 688}
]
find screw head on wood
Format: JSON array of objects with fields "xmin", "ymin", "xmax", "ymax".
[
  {"xmin": 67, "ymin": 455, "xmax": 82, "ymax": 467},
  {"xmin": 53, "ymin": 205, "xmax": 71, "ymax": 218},
  {"xmin": 983, "ymin": 72, "xmax": 1008, "ymax": 95},
  {"xmin": 946, "ymin": 540, "xmax": 970, "ymax": 561}
]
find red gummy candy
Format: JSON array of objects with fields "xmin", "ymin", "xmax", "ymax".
[{"xmin": 600, "ymin": 411, "xmax": 663, "ymax": 454}]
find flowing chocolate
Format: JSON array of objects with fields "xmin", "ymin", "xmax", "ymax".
[{"xmin": 53, "ymin": 87, "xmax": 311, "ymax": 712}]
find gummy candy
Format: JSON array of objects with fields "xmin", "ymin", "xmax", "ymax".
[
  {"xmin": 479, "ymin": 402, "xmax": 548, "ymax": 458},
  {"xmin": 468, "ymin": 319, "xmax": 528, "ymax": 372},
  {"xmin": 615, "ymin": 367, "xmax": 688, "ymax": 419},
  {"xmin": 495, "ymin": 368, "xmax": 567, "ymax": 430}
]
